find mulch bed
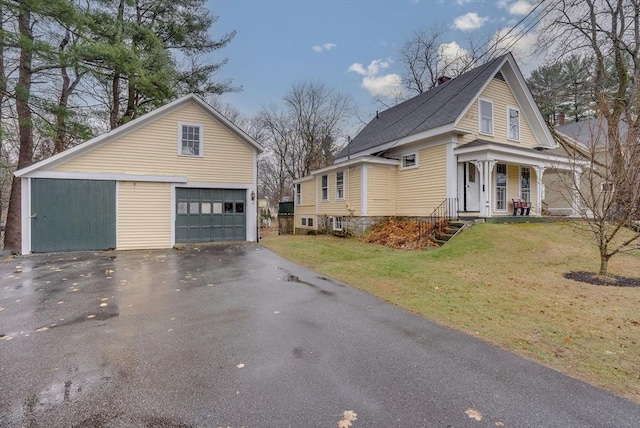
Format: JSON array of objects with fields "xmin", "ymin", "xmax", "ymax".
[{"xmin": 564, "ymin": 271, "xmax": 640, "ymax": 287}]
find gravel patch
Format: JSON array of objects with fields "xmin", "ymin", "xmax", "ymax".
[{"xmin": 564, "ymin": 271, "xmax": 640, "ymax": 287}]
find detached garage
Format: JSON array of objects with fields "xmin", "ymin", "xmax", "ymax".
[{"xmin": 15, "ymin": 94, "xmax": 263, "ymax": 254}]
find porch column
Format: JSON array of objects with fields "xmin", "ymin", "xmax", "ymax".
[
  {"xmin": 482, "ymin": 160, "xmax": 495, "ymax": 217},
  {"xmin": 534, "ymin": 165, "xmax": 545, "ymax": 217}
]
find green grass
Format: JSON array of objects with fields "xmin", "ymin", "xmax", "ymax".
[{"xmin": 261, "ymin": 222, "xmax": 640, "ymax": 403}]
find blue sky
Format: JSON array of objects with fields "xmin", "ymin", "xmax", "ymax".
[{"xmin": 206, "ymin": 0, "xmax": 542, "ymax": 120}]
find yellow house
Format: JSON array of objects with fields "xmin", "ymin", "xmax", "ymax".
[
  {"xmin": 15, "ymin": 94, "xmax": 263, "ymax": 253},
  {"xmin": 294, "ymin": 53, "xmax": 578, "ymax": 234}
]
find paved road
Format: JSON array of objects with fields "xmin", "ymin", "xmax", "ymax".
[{"xmin": 1, "ymin": 244, "xmax": 638, "ymax": 427}]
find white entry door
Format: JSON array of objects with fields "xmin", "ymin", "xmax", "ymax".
[{"xmin": 465, "ymin": 162, "xmax": 480, "ymax": 211}]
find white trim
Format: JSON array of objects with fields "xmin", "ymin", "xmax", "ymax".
[
  {"xmin": 321, "ymin": 174, "xmax": 328, "ymax": 201},
  {"xmin": 400, "ymin": 152, "xmax": 418, "ymax": 169},
  {"xmin": 361, "ymin": 166, "xmax": 368, "ymax": 216},
  {"xmin": 20, "ymin": 171, "xmax": 188, "ymax": 182},
  {"xmin": 115, "ymin": 182, "xmax": 119, "ymax": 249},
  {"xmin": 478, "ymin": 98, "xmax": 494, "ymax": 136},
  {"xmin": 21, "ymin": 177, "xmax": 31, "ymax": 254},
  {"xmin": 334, "ymin": 124, "xmax": 461, "ymax": 162},
  {"xmin": 295, "ymin": 183, "xmax": 301, "ymax": 205},
  {"xmin": 297, "ymin": 156, "xmax": 399, "ymax": 180},
  {"xmin": 494, "ymin": 163, "xmax": 508, "ymax": 212},
  {"xmin": 170, "ymin": 184, "xmax": 176, "ymax": 247},
  {"xmin": 333, "ymin": 216, "xmax": 343, "ymax": 231},
  {"xmin": 335, "ymin": 170, "xmax": 345, "ymax": 200},
  {"xmin": 507, "ymin": 105, "xmax": 521, "ymax": 142},
  {"xmin": 445, "ymin": 140, "xmax": 457, "ymax": 200},
  {"xmin": 177, "ymin": 122, "xmax": 204, "ymax": 157},
  {"xmin": 14, "ymin": 93, "xmax": 263, "ymax": 177}
]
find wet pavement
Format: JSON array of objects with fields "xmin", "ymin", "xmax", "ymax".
[{"xmin": 1, "ymin": 243, "xmax": 639, "ymax": 427}]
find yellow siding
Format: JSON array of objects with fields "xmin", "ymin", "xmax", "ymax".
[
  {"xmin": 117, "ymin": 181, "xmax": 171, "ymax": 250},
  {"xmin": 458, "ymin": 78, "xmax": 536, "ymax": 148},
  {"xmin": 317, "ymin": 170, "xmax": 349, "ymax": 216},
  {"xmin": 396, "ymin": 145, "xmax": 447, "ymax": 216},
  {"xmin": 294, "ymin": 179, "xmax": 316, "ymax": 229},
  {"xmin": 54, "ymin": 102, "xmax": 254, "ymax": 184},
  {"xmin": 347, "ymin": 165, "xmax": 362, "ymax": 216},
  {"xmin": 367, "ymin": 165, "xmax": 397, "ymax": 216}
]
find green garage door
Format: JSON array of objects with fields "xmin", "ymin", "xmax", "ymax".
[
  {"xmin": 175, "ymin": 188, "xmax": 246, "ymax": 243},
  {"xmin": 31, "ymin": 179, "xmax": 116, "ymax": 252}
]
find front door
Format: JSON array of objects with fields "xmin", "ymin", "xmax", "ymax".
[{"xmin": 464, "ymin": 162, "xmax": 480, "ymax": 211}]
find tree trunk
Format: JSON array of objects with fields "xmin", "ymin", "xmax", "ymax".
[
  {"xmin": 4, "ymin": 6, "xmax": 34, "ymax": 252},
  {"xmin": 598, "ymin": 255, "xmax": 609, "ymax": 277},
  {"xmin": 54, "ymin": 31, "xmax": 71, "ymax": 154}
]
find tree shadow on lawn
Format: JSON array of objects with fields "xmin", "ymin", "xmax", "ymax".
[{"xmin": 564, "ymin": 271, "xmax": 640, "ymax": 287}]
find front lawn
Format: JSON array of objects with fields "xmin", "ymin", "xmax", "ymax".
[{"xmin": 261, "ymin": 222, "xmax": 640, "ymax": 403}]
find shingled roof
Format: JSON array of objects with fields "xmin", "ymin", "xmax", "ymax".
[{"xmin": 337, "ymin": 53, "xmax": 510, "ymax": 159}]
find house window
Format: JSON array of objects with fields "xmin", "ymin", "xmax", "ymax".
[
  {"xmin": 301, "ymin": 217, "xmax": 307, "ymax": 226},
  {"xmin": 179, "ymin": 124, "xmax": 202, "ymax": 156},
  {"xmin": 321, "ymin": 175, "xmax": 328, "ymax": 201},
  {"xmin": 521, "ymin": 167, "xmax": 531, "ymax": 202},
  {"xmin": 295, "ymin": 183, "xmax": 301, "ymax": 205},
  {"xmin": 301, "ymin": 216, "xmax": 314, "ymax": 227},
  {"xmin": 402, "ymin": 153, "xmax": 417, "ymax": 168},
  {"xmin": 333, "ymin": 216, "xmax": 343, "ymax": 231},
  {"xmin": 336, "ymin": 171, "xmax": 344, "ymax": 200},
  {"xmin": 468, "ymin": 162, "xmax": 476, "ymax": 183},
  {"xmin": 479, "ymin": 99, "xmax": 493, "ymax": 135},
  {"xmin": 508, "ymin": 107, "xmax": 520, "ymax": 141},
  {"xmin": 495, "ymin": 163, "xmax": 507, "ymax": 210},
  {"xmin": 308, "ymin": 217, "xmax": 313, "ymax": 227},
  {"xmin": 601, "ymin": 182, "xmax": 615, "ymax": 192}
]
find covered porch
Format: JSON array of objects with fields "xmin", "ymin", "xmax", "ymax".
[{"xmin": 453, "ymin": 140, "xmax": 580, "ymax": 218}]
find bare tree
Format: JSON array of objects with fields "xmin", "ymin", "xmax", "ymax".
[
  {"xmin": 540, "ymin": 0, "xmax": 640, "ymax": 276},
  {"xmin": 399, "ymin": 25, "xmax": 494, "ymax": 96},
  {"xmin": 258, "ymin": 81, "xmax": 354, "ymax": 193}
]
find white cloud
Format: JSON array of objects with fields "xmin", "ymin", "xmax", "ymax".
[
  {"xmin": 311, "ymin": 43, "xmax": 337, "ymax": 53},
  {"xmin": 509, "ymin": 0, "xmax": 534, "ymax": 15},
  {"xmin": 456, "ymin": 0, "xmax": 474, "ymax": 4},
  {"xmin": 454, "ymin": 12, "xmax": 489, "ymax": 31},
  {"xmin": 347, "ymin": 59, "xmax": 403, "ymax": 98}
]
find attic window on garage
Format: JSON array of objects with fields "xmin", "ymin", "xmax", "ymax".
[{"xmin": 179, "ymin": 123, "xmax": 202, "ymax": 157}]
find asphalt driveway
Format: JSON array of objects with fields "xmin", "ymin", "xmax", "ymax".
[{"xmin": 1, "ymin": 243, "xmax": 638, "ymax": 427}]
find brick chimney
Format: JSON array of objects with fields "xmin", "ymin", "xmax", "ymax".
[{"xmin": 558, "ymin": 113, "xmax": 566, "ymax": 126}]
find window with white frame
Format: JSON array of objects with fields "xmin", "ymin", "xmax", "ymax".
[
  {"xmin": 301, "ymin": 217, "xmax": 307, "ymax": 226},
  {"xmin": 333, "ymin": 216, "xmax": 343, "ymax": 231},
  {"xmin": 479, "ymin": 99, "xmax": 493, "ymax": 135},
  {"xmin": 336, "ymin": 171, "xmax": 344, "ymax": 200},
  {"xmin": 321, "ymin": 175, "xmax": 328, "ymax": 201},
  {"xmin": 301, "ymin": 216, "xmax": 314, "ymax": 227},
  {"xmin": 508, "ymin": 107, "xmax": 520, "ymax": 141},
  {"xmin": 179, "ymin": 124, "xmax": 202, "ymax": 156},
  {"xmin": 601, "ymin": 182, "xmax": 615, "ymax": 192},
  {"xmin": 402, "ymin": 153, "xmax": 417, "ymax": 168},
  {"xmin": 295, "ymin": 183, "xmax": 301, "ymax": 205},
  {"xmin": 520, "ymin": 167, "xmax": 530, "ymax": 202},
  {"xmin": 495, "ymin": 163, "xmax": 507, "ymax": 210}
]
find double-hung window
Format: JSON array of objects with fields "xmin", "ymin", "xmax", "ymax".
[
  {"xmin": 495, "ymin": 163, "xmax": 507, "ymax": 210},
  {"xmin": 479, "ymin": 99, "xmax": 493, "ymax": 135},
  {"xmin": 508, "ymin": 107, "xmax": 520, "ymax": 141},
  {"xmin": 336, "ymin": 171, "xmax": 344, "ymax": 200},
  {"xmin": 321, "ymin": 175, "xmax": 328, "ymax": 201},
  {"xmin": 179, "ymin": 123, "xmax": 202, "ymax": 156},
  {"xmin": 333, "ymin": 216, "xmax": 343, "ymax": 231},
  {"xmin": 521, "ymin": 167, "xmax": 530, "ymax": 202},
  {"xmin": 295, "ymin": 183, "xmax": 301, "ymax": 205}
]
